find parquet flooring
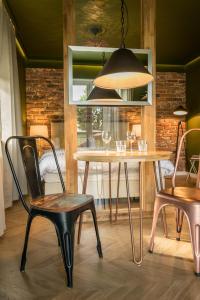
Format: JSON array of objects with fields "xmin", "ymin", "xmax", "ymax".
[{"xmin": 0, "ymin": 200, "xmax": 200, "ymax": 300}]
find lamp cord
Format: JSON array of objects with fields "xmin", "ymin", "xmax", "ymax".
[
  {"xmin": 120, "ymin": 0, "xmax": 129, "ymax": 48},
  {"xmin": 102, "ymin": 52, "xmax": 106, "ymax": 65}
]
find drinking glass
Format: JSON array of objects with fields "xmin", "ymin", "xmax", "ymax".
[
  {"xmin": 127, "ymin": 130, "xmax": 136, "ymax": 151},
  {"xmin": 116, "ymin": 140, "xmax": 126, "ymax": 152},
  {"xmin": 138, "ymin": 139, "xmax": 147, "ymax": 152},
  {"xmin": 102, "ymin": 131, "xmax": 111, "ymax": 152}
]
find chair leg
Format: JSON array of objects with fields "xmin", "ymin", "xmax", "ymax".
[
  {"xmin": 55, "ymin": 227, "xmax": 60, "ymax": 246},
  {"xmin": 56, "ymin": 222, "xmax": 75, "ymax": 288},
  {"xmin": 20, "ymin": 214, "xmax": 33, "ymax": 272},
  {"xmin": 149, "ymin": 198, "xmax": 163, "ymax": 253},
  {"xmin": 77, "ymin": 214, "xmax": 83, "ymax": 244},
  {"xmin": 102, "ymin": 198, "xmax": 106, "ymax": 209},
  {"xmin": 115, "ymin": 162, "xmax": 121, "ymax": 221},
  {"xmin": 77, "ymin": 160, "xmax": 90, "ymax": 245},
  {"xmin": 161, "ymin": 207, "xmax": 168, "ymax": 238},
  {"xmin": 90, "ymin": 202, "xmax": 103, "ymax": 258},
  {"xmin": 187, "ymin": 218, "xmax": 200, "ymax": 276},
  {"xmin": 176, "ymin": 208, "xmax": 184, "ymax": 241}
]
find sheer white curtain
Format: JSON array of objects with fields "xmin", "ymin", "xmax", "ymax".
[
  {"xmin": 0, "ymin": 1, "xmax": 24, "ymax": 235},
  {"xmin": 0, "ymin": 142, "xmax": 5, "ymax": 236},
  {"xmin": 103, "ymin": 107, "xmax": 127, "ymax": 141}
]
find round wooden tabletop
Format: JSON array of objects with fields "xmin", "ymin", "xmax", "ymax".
[{"xmin": 73, "ymin": 150, "xmax": 172, "ymax": 163}]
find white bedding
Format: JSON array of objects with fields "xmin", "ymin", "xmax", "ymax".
[
  {"xmin": 40, "ymin": 149, "xmax": 175, "ymax": 198},
  {"xmin": 39, "ymin": 149, "xmax": 111, "ymax": 177},
  {"xmin": 39, "ymin": 149, "xmax": 65, "ymax": 177},
  {"xmin": 39, "ymin": 149, "xmax": 139, "ymax": 178},
  {"xmin": 39, "ymin": 149, "xmax": 174, "ymax": 180},
  {"xmin": 159, "ymin": 160, "xmax": 175, "ymax": 176}
]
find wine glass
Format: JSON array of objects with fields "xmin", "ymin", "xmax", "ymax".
[
  {"xmin": 127, "ymin": 130, "xmax": 136, "ymax": 151},
  {"xmin": 102, "ymin": 131, "xmax": 111, "ymax": 153}
]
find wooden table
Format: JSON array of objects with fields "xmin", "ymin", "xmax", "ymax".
[{"xmin": 74, "ymin": 150, "xmax": 172, "ymax": 265}]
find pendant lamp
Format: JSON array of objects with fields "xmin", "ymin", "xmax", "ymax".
[
  {"xmin": 87, "ymin": 52, "xmax": 123, "ymax": 105},
  {"xmin": 87, "ymin": 86, "xmax": 123, "ymax": 105},
  {"xmin": 94, "ymin": 0, "xmax": 153, "ymax": 90},
  {"xmin": 173, "ymin": 105, "xmax": 188, "ymax": 116}
]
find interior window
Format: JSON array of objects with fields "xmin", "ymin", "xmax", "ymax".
[
  {"xmin": 72, "ymin": 79, "xmax": 92, "ymax": 102},
  {"xmin": 75, "ymin": 80, "xmax": 139, "ymax": 150}
]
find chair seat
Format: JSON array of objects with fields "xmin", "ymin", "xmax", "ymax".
[
  {"xmin": 159, "ymin": 187, "xmax": 200, "ymax": 204},
  {"xmin": 30, "ymin": 193, "xmax": 93, "ymax": 212}
]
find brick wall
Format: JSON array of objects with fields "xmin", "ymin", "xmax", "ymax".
[
  {"xmin": 26, "ymin": 69, "xmax": 186, "ymax": 168},
  {"xmin": 119, "ymin": 107, "xmax": 141, "ymax": 127},
  {"xmin": 156, "ymin": 72, "xmax": 186, "ymax": 169},
  {"xmin": 26, "ymin": 68, "xmax": 64, "ymax": 137},
  {"xmin": 26, "ymin": 68, "xmax": 142, "ymax": 135}
]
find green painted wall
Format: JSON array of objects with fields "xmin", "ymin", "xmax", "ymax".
[
  {"xmin": 73, "ymin": 65, "xmax": 101, "ymax": 79},
  {"xmin": 17, "ymin": 50, "xmax": 26, "ymax": 135},
  {"xmin": 186, "ymin": 60, "xmax": 200, "ymax": 160}
]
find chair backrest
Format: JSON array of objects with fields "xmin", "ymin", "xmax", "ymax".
[
  {"xmin": 172, "ymin": 128, "xmax": 200, "ymax": 188},
  {"xmin": 5, "ymin": 136, "xmax": 65, "ymax": 213}
]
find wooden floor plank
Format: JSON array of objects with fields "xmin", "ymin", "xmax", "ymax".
[{"xmin": 0, "ymin": 201, "xmax": 200, "ymax": 300}]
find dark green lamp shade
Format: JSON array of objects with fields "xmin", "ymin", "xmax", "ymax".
[
  {"xmin": 87, "ymin": 86, "xmax": 123, "ymax": 105},
  {"xmin": 93, "ymin": 48, "xmax": 153, "ymax": 89},
  {"xmin": 173, "ymin": 105, "xmax": 188, "ymax": 116}
]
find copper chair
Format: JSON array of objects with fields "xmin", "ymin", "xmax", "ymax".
[
  {"xmin": 149, "ymin": 128, "xmax": 200, "ymax": 275},
  {"xmin": 5, "ymin": 136, "xmax": 103, "ymax": 287}
]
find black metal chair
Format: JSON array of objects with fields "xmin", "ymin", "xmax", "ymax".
[{"xmin": 5, "ymin": 136, "xmax": 103, "ymax": 288}]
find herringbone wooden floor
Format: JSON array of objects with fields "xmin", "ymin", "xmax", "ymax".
[{"xmin": 0, "ymin": 200, "xmax": 200, "ymax": 300}]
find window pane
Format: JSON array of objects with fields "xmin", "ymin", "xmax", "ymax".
[
  {"xmin": 77, "ymin": 106, "xmax": 141, "ymax": 149},
  {"xmin": 73, "ymin": 85, "xmax": 87, "ymax": 102}
]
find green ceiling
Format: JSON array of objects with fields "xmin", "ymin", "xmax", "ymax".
[
  {"xmin": 5, "ymin": 0, "xmax": 63, "ymax": 60},
  {"xmin": 157, "ymin": 0, "xmax": 200, "ymax": 65},
  {"xmin": 4, "ymin": 0, "xmax": 200, "ymax": 67}
]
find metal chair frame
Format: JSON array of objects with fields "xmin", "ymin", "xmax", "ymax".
[
  {"xmin": 186, "ymin": 155, "xmax": 200, "ymax": 181},
  {"xmin": 149, "ymin": 128, "xmax": 200, "ymax": 275},
  {"xmin": 5, "ymin": 135, "xmax": 102, "ymax": 287}
]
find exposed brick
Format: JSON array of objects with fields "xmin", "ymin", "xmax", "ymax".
[
  {"xmin": 26, "ymin": 69, "xmax": 186, "ymax": 170},
  {"xmin": 26, "ymin": 68, "xmax": 64, "ymax": 138},
  {"xmin": 156, "ymin": 72, "xmax": 186, "ymax": 170}
]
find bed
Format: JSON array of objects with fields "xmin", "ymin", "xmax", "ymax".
[
  {"xmin": 40, "ymin": 122, "xmax": 174, "ymax": 199},
  {"xmin": 39, "ymin": 148, "xmax": 174, "ymax": 200},
  {"xmin": 39, "ymin": 149, "xmax": 140, "ymax": 198}
]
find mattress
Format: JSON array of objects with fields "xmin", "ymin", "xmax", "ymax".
[
  {"xmin": 39, "ymin": 149, "xmax": 139, "ymax": 177},
  {"xmin": 43, "ymin": 162, "xmax": 139, "ymax": 183},
  {"xmin": 44, "ymin": 171, "xmax": 140, "ymax": 198},
  {"xmin": 44, "ymin": 162, "xmax": 140, "ymax": 197},
  {"xmin": 39, "ymin": 149, "xmax": 174, "ymax": 177},
  {"xmin": 40, "ymin": 149, "xmax": 174, "ymax": 198}
]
